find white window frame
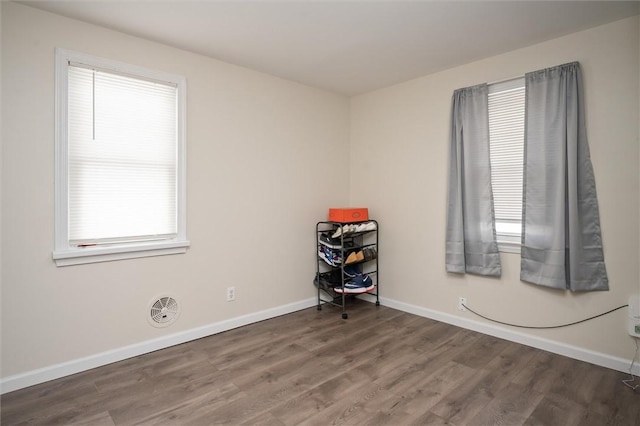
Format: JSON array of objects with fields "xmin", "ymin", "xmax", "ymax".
[
  {"xmin": 53, "ymin": 48, "xmax": 189, "ymax": 266},
  {"xmin": 488, "ymin": 77, "xmax": 525, "ymax": 254}
]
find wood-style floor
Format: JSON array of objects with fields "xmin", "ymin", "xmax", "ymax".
[{"xmin": 2, "ymin": 299, "xmax": 639, "ymax": 425}]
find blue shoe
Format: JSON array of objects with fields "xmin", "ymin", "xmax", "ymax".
[
  {"xmin": 343, "ymin": 264, "xmax": 362, "ymax": 278},
  {"xmin": 335, "ymin": 274, "xmax": 375, "ymax": 294},
  {"xmin": 345, "ymin": 274, "xmax": 372, "ymax": 288},
  {"xmin": 318, "ymin": 246, "xmax": 341, "ymax": 266},
  {"xmin": 333, "ymin": 275, "xmax": 376, "ymax": 294}
]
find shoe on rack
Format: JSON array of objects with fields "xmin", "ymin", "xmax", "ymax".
[
  {"xmin": 313, "ymin": 275, "xmax": 332, "ymax": 292},
  {"xmin": 343, "ymin": 264, "xmax": 362, "ymax": 278},
  {"xmin": 346, "ymin": 274, "xmax": 372, "ymax": 288},
  {"xmin": 353, "ymin": 221, "xmax": 376, "ymax": 232},
  {"xmin": 319, "ymin": 270, "xmax": 342, "ymax": 285},
  {"xmin": 363, "ymin": 247, "xmax": 377, "ymax": 261},
  {"xmin": 345, "ymin": 251, "xmax": 359, "ymax": 264},
  {"xmin": 335, "ymin": 286, "xmax": 374, "ymax": 294},
  {"xmin": 318, "ymin": 248, "xmax": 335, "ymax": 266},
  {"xmin": 345, "ymin": 250, "xmax": 365, "ymax": 264},
  {"xmin": 319, "ymin": 232, "xmax": 342, "ymax": 249},
  {"xmin": 319, "ymin": 246, "xmax": 342, "ymax": 266},
  {"xmin": 331, "ymin": 226, "xmax": 343, "ymax": 238},
  {"xmin": 335, "ymin": 274, "xmax": 376, "ymax": 294}
]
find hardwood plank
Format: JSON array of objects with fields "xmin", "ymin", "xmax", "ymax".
[
  {"xmin": 107, "ymin": 369, "xmax": 238, "ymax": 424},
  {"xmin": 67, "ymin": 410, "xmax": 116, "ymax": 426},
  {"xmin": 0, "ymin": 372, "xmax": 102, "ymax": 424},
  {"xmin": 384, "ymin": 360, "xmax": 475, "ymax": 402},
  {"xmin": 542, "ymin": 358, "xmax": 606, "ymax": 408},
  {"xmin": 368, "ymin": 329, "xmax": 479, "ymax": 397},
  {"xmin": 412, "ymin": 321, "xmax": 477, "ymax": 354},
  {"xmin": 451, "ymin": 333, "xmax": 512, "ymax": 369},
  {"xmin": 132, "ymin": 382, "xmax": 244, "ymax": 425},
  {"xmin": 355, "ymin": 407, "xmax": 415, "ymax": 426},
  {"xmin": 575, "ymin": 409, "xmax": 609, "ymax": 426},
  {"xmin": 430, "ymin": 342, "xmax": 540, "ymax": 425},
  {"xmin": 512, "ymin": 350, "xmax": 574, "ymax": 394},
  {"xmin": 265, "ymin": 369, "xmax": 373, "ymax": 425},
  {"xmin": 523, "ymin": 395, "xmax": 588, "ymax": 426},
  {"xmin": 586, "ymin": 367, "xmax": 640, "ymax": 425},
  {"xmin": 191, "ymin": 378, "xmax": 306, "ymax": 424},
  {"xmin": 480, "ymin": 342, "xmax": 540, "ymax": 394},
  {"xmin": 428, "ymin": 367, "xmax": 495, "ymax": 424},
  {"xmin": 298, "ymin": 380, "xmax": 390, "ymax": 426},
  {"xmin": 470, "ymin": 381, "xmax": 545, "ymax": 426},
  {"xmin": 240, "ymin": 411, "xmax": 286, "ymax": 426},
  {"xmin": 408, "ymin": 410, "xmax": 454, "ymax": 426},
  {"xmin": 371, "ymin": 361, "xmax": 477, "ymax": 419},
  {"xmin": 231, "ymin": 351, "xmax": 339, "ymax": 393},
  {"xmin": 300, "ymin": 352, "xmax": 477, "ymax": 425},
  {"xmin": 138, "ymin": 347, "xmax": 212, "ymax": 378}
]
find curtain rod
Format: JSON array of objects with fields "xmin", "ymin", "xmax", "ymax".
[{"xmin": 488, "ymin": 74, "xmax": 524, "ymax": 86}]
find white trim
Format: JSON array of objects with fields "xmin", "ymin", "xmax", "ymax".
[
  {"xmin": 53, "ymin": 48, "xmax": 188, "ymax": 266},
  {"xmin": 53, "ymin": 240, "xmax": 191, "ymax": 266},
  {"xmin": 0, "ymin": 297, "xmax": 317, "ymax": 394},
  {"xmin": 54, "ymin": 49, "xmax": 69, "ymax": 254},
  {"xmin": 489, "ymin": 76, "xmax": 525, "ymax": 93},
  {"xmin": 496, "ymin": 238, "xmax": 521, "ymax": 254},
  {"xmin": 4, "ymin": 294, "xmax": 635, "ymax": 394},
  {"xmin": 56, "ymin": 48, "xmax": 184, "ymax": 87},
  {"xmin": 361, "ymin": 295, "xmax": 640, "ymax": 376}
]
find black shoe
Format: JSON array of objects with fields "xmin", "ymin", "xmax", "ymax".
[{"xmin": 319, "ymin": 232, "xmax": 342, "ymax": 249}]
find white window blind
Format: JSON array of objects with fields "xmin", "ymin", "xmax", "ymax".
[
  {"xmin": 488, "ymin": 78, "xmax": 525, "ymax": 249},
  {"xmin": 67, "ymin": 64, "xmax": 179, "ymax": 245},
  {"xmin": 55, "ymin": 49, "xmax": 188, "ymax": 266}
]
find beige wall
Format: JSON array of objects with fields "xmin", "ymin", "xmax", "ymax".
[
  {"xmin": 350, "ymin": 16, "xmax": 640, "ymax": 360},
  {"xmin": 1, "ymin": 2, "xmax": 350, "ymax": 378}
]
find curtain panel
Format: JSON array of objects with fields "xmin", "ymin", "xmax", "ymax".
[
  {"xmin": 521, "ymin": 62, "xmax": 608, "ymax": 291},
  {"xmin": 446, "ymin": 84, "xmax": 502, "ymax": 277}
]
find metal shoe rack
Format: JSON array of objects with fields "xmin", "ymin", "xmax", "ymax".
[{"xmin": 315, "ymin": 220, "xmax": 379, "ymax": 319}]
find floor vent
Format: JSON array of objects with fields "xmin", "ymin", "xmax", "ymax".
[{"xmin": 148, "ymin": 296, "xmax": 180, "ymax": 328}]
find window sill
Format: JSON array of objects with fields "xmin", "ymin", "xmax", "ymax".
[
  {"xmin": 497, "ymin": 239, "xmax": 521, "ymax": 254},
  {"xmin": 53, "ymin": 240, "xmax": 190, "ymax": 266}
]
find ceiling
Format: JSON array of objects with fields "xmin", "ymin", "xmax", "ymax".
[{"xmin": 18, "ymin": 1, "xmax": 640, "ymax": 96}]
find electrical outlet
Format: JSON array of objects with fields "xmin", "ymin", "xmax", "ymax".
[
  {"xmin": 458, "ymin": 297, "xmax": 467, "ymax": 312},
  {"xmin": 226, "ymin": 286, "xmax": 236, "ymax": 302}
]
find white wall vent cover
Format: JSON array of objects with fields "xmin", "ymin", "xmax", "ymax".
[{"xmin": 148, "ymin": 295, "xmax": 180, "ymax": 328}]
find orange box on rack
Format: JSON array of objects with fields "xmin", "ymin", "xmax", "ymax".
[{"xmin": 328, "ymin": 208, "xmax": 369, "ymax": 223}]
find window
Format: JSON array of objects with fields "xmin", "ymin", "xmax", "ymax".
[
  {"xmin": 488, "ymin": 78, "xmax": 525, "ymax": 253},
  {"xmin": 54, "ymin": 49, "xmax": 189, "ymax": 266}
]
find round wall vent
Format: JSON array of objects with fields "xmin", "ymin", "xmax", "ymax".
[{"xmin": 148, "ymin": 295, "xmax": 180, "ymax": 328}]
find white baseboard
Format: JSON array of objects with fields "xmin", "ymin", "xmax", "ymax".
[
  {"xmin": 4, "ymin": 295, "xmax": 636, "ymax": 394},
  {"xmin": 0, "ymin": 297, "xmax": 317, "ymax": 394},
  {"xmin": 360, "ymin": 295, "xmax": 640, "ymax": 376}
]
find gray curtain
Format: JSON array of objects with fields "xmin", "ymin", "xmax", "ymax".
[
  {"xmin": 521, "ymin": 62, "xmax": 608, "ymax": 291},
  {"xmin": 446, "ymin": 84, "xmax": 501, "ymax": 277}
]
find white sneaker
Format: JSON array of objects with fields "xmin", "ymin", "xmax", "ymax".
[
  {"xmin": 355, "ymin": 223, "xmax": 367, "ymax": 232},
  {"xmin": 331, "ymin": 227, "xmax": 343, "ymax": 238},
  {"xmin": 363, "ymin": 221, "xmax": 376, "ymax": 231}
]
